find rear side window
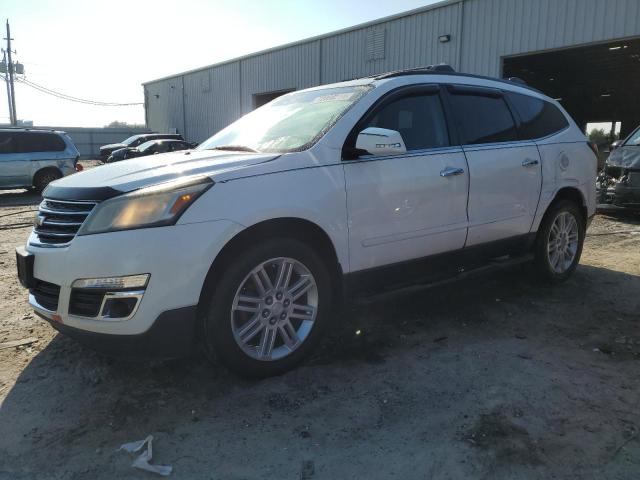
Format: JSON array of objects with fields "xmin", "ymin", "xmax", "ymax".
[
  {"xmin": 364, "ymin": 93, "xmax": 450, "ymax": 151},
  {"xmin": 15, "ymin": 132, "xmax": 66, "ymax": 153},
  {"xmin": 0, "ymin": 133, "xmax": 16, "ymax": 153},
  {"xmin": 506, "ymin": 92, "xmax": 569, "ymax": 139},
  {"xmin": 448, "ymin": 90, "xmax": 518, "ymax": 145}
]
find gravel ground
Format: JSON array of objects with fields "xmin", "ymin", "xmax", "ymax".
[{"xmin": 0, "ymin": 172, "xmax": 639, "ymax": 479}]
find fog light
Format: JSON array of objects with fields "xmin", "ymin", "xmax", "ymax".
[
  {"xmin": 72, "ymin": 274, "xmax": 149, "ymax": 290},
  {"xmin": 102, "ymin": 297, "xmax": 138, "ymax": 319}
]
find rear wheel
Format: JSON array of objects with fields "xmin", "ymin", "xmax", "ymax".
[
  {"xmin": 33, "ymin": 169, "xmax": 61, "ymax": 193},
  {"xmin": 202, "ymin": 238, "xmax": 334, "ymax": 378},
  {"xmin": 533, "ymin": 199, "xmax": 585, "ymax": 282}
]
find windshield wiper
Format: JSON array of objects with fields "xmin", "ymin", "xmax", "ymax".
[{"xmin": 209, "ymin": 145, "xmax": 258, "ymax": 153}]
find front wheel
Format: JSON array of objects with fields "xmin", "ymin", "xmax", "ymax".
[
  {"xmin": 202, "ymin": 238, "xmax": 334, "ymax": 378},
  {"xmin": 533, "ymin": 200, "xmax": 585, "ymax": 283}
]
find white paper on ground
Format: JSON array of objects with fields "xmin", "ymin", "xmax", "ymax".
[{"xmin": 119, "ymin": 435, "xmax": 173, "ymax": 476}]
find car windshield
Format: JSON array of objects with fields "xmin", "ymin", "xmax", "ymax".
[
  {"xmin": 122, "ymin": 135, "xmax": 142, "ymax": 146},
  {"xmin": 197, "ymin": 85, "xmax": 371, "ymax": 154},
  {"xmin": 625, "ymin": 128, "xmax": 640, "ymax": 146}
]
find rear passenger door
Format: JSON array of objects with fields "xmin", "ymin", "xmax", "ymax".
[
  {"xmin": 343, "ymin": 85, "xmax": 469, "ymax": 272},
  {"xmin": 446, "ymin": 85, "xmax": 542, "ymax": 246}
]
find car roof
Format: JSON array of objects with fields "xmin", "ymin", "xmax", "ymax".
[
  {"xmin": 292, "ymin": 65, "xmax": 546, "ymax": 100},
  {"xmin": 0, "ymin": 128, "xmax": 66, "ymax": 134}
]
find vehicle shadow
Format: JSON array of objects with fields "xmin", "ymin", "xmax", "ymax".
[
  {"xmin": 0, "ymin": 263, "xmax": 638, "ymax": 478},
  {"xmin": 0, "ymin": 189, "xmax": 41, "ymax": 208}
]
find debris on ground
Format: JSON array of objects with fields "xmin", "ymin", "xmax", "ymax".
[
  {"xmin": 0, "ymin": 337, "xmax": 38, "ymax": 351},
  {"xmin": 119, "ymin": 435, "xmax": 172, "ymax": 476}
]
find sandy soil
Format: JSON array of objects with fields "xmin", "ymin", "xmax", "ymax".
[{"xmin": 0, "ymin": 177, "xmax": 639, "ymax": 479}]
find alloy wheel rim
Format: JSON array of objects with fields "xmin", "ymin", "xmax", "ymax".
[
  {"xmin": 230, "ymin": 257, "xmax": 318, "ymax": 361},
  {"xmin": 547, "ymin": 211, "xmax": 579, "ymax": 274}
]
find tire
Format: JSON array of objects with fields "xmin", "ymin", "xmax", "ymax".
[
  {"xmin": 533, "ymin": 199, "xmax": 585, "ymax": 283},
  {"xmin": 202, "ymin": 237, "xmax": 334, "ymax": 378},
  {"xmin": 33, "ymin": 169, "xmax": 62, "ymax": 193}
]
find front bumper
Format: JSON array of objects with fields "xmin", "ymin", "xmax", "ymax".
[
  {"xmin": 596, "ymin": 184, "xmax": 640, "ymax": 212},
  {"xmin": 23, "ymin": 219, "xmax": 243, "ymax": 344},
  {"xmin": 36, "ymin": 306, "xmax": 198, "ymax": 358}
]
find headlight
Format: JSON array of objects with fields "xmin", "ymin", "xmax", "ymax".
[{"xmin": 78, "ymin": 177, "xmax": 213, "ymax": 235}]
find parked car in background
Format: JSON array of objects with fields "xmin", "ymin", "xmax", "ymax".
[
  {"xmin": 597, "ymin": 124, "xmax": 640, "ymax": 212},
  {"xmin": 17, "ymin": 66, "xmax": 596, "ymax": 378},
  {"xmin": 0, "ymin": 128, "xmax": 80, "ymax": 192},
  {"xmin": 99, "ymin": 133, "xmax": 184, "ymax": 159},
  {"xmin": 106, "ymin": 139, "xmax": 195, "ymax": 163}
]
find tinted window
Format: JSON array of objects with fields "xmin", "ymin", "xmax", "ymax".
[
  {"xmin": 365, "ymin": 93, "xmax": 449, "ymax": 150},
  {"xmin": 0, "ymin": 133, "xmax": 16, "ymax": 154},
  {"xmin": 449, "ymin": 91, "xmax": 517, "ymax": 145},
  {"xmin": 15, "ymin": 132, "xmax": 66, "ymax": 153},
  {"xmin": 170, "ymin": 142, "xmax": 188, "ymax": 151},
  {"xmin": 506, "ymin": 92, "xmax": 569, "ymax": 139}
]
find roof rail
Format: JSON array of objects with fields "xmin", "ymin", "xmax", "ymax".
[
  {"xmin": 505, "ymin": 76, "xmax": 527, "ymax": 85},
  {"xmin": 374, "ymin": 64, "xmax": 456, "ymax": 79}
]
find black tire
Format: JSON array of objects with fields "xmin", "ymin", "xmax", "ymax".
[
  {"xmin": 202, "ymin": 237, "xmax": 334, "ymax": 378},
  {"xmin": 533, "ymin": 199, "xmax": 586, "ymax": 283},
  {"xmin": 33, "ymin": 169, "xmax": 62, "ymax": 193}
]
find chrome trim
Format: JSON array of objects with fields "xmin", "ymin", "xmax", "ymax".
[
  {"xmin": 38, "ymin": 206, "xmax": 91, "ymax": 216},
  {"xmin": 41, "ymin": 219, "xmax": 84, "ymax": 227},
  {"xmin": 440, "ymin": 166, "xmax": 465, "ymax": 177},
  {"xmin": 30, "ymin": 198, "xmax": 98, "ymax": 248},
  {"xmin": 28, "ymin": 293, "xmax": 57, "ymax": 318},
  {"xmin": 29, "ymin": 239, "xmax": 71, "ymax": 249},
  {"xmin": 99, "ymin": 290, "xmax": 145, "ymax": 321},
  {"xmin": 69, "ymin": 289, "xmax": 145, "ymax": 322}
]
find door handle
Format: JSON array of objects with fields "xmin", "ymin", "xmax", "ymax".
[
  {"xmin": 440, "ymin": 166, "xmax": 465, "ymax": 177},
  {"xmin": 522, "ymin": 158, "xmax": 539, "ymax": 167}
]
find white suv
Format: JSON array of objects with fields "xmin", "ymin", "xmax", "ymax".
[{"xmin": 16, "ymin": 67, "xmax": 596, "ymax": 377}]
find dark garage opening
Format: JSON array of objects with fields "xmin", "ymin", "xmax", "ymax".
[
  {"xmin": 503, "ymin": 38, "xmax": 640, "ymax": 139},
  {"xmin": 253, "ymin": 89, "xmax": 295, "ymax": 109}
]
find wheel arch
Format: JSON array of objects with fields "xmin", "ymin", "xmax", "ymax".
[
  {"xmin": 550, "ymin": 186, "xmax": 588, "ymax": 223},
  {"xmin": 33, "ymin": 166, "xmax": 62, "ymax": 186},
  {"xmin": 197, "ymin": 217, "xmax": 344, "ymax": 318}
]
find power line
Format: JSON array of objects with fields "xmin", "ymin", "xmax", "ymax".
[{"xmin": 15, "ymin": 76, "xmax": 143, "ymax": 106}]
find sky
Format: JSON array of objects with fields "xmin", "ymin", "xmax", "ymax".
[{"xmin": 1, "ymin": 0, "xmax": 439, "ymax": 127}]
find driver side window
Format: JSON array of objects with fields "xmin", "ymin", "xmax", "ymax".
[{"xmin": 364, "ymin": 93, "xmax": 450, "ymax": 151}]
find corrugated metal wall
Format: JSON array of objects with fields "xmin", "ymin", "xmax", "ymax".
[
  {"xmin": 460, "ymin": 0, "xmax": 640, "ymax": 76},
  {"xmin": 144, "ymin": 0, "xmax": 640, "ymax": 143}
]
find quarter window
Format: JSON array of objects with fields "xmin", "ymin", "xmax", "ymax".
[
  {"xmin": 364, "ymin": 93, "xmax": 449, "ymax": 151},
  {"xmin": 506, "ymin": 92, "xmax": 569, "ymax": 139},
  {"xmin": 448, "ymin": 91, "xmax": 518, "ymax": 145}
]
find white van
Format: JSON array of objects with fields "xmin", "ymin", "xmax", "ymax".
[{"xmin": 0, "ymin": 129, "xmax": 80, "ymax": 191}]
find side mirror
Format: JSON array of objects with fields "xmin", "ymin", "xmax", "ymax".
[
  {"xmin": 610, "ymin": 140, "xmax": 623, "ymax": 151},
  {"xmin": 355, "ymin": 127, "xmax": 407, "ymax": 156}
]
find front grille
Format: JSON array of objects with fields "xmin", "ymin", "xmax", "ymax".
[
  {"xmin": 69, "ymin": 288, "xmax": 105, "ymax": 317},
  {"xmin": 30, "ymin": 280, "xmax": 61, "ymax": 311},
  {"xmin": 32, "ymin": 199, "xmax": 97, "ymax": 246}
]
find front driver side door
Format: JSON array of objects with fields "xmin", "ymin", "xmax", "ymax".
[{"xmin": 343, "ymin": 85, "xmax": 469, "ymax": 274}]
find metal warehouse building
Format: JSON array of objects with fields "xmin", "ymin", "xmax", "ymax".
[{"xmin": 143, "ymin": 0, "xmax": 640, "ymax": 143}]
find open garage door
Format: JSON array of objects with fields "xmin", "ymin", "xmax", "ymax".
[{"xmin": 503, "ymin": 38, "xmax": 640, "ymax": 139}]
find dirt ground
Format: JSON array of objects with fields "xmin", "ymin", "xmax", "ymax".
[{"xmin": 0, "ymin": 174, "xmax": 639, "ymax": 479}]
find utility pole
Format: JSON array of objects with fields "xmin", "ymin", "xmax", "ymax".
[
  {"xmin": 4, "ymin": 19, "xmax": 17, "ymax": 126},
  {"xmin": 1, "ymin": 49, "xmax": 12, "ymax": 125}
]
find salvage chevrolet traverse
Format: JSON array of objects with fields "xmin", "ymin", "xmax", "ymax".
[{"xmin": 16, "ymin": 66, "xmax": 597, "ymax": 377}]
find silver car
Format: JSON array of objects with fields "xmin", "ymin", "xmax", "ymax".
[{"xmin": 0, "ymin": 129, "xmax": 80, "ymax": 192}]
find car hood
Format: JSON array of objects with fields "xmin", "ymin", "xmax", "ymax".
[
  {"xmin": 44, "ymin": 149, "xmax": 280, "ymax": 201},
  {"xmin": 100, "ymin": 143, "xmax": 127, "ymax": 151},
  {"xmin": 606, "ymin": 146, "xmax": 640, "ymax": 170}
]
